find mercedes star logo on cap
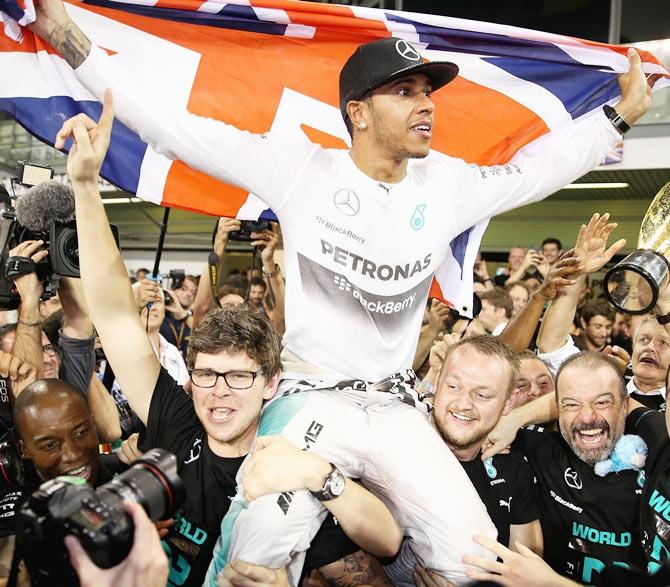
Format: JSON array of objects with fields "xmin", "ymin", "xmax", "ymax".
[
  {"xmin": 333, "ymin": 188, "xmax": 360, "ymax": 216},
  {"xmin": 395, "ymin": 39, "xmax": 421, "ymax": 61}
]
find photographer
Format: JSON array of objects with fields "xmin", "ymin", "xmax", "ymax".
[
  {"xmin": 191, "ymin": 219, "xmax": 285, "ymax": 334},
  {"xmin": 159, "ymin": 276, "xmax": 196, "ymax": 361},
  {"xmin": 191, "ymin": 218, "xmax": 241, "ymax": 329},
  {"xmin": 0, "ymin": 378, "xmax": 127, "ymax": 585}
]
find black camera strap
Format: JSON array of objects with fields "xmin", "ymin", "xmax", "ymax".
[
  {"xmin": 4, "ymin": 256, "xmax": 34, "ymax": 280},
  {"xmin": 244, "ymin": 246, "xmax": 260, "ymax": 303},
  {"xmin": 208, "ymin": 251, "xmax": 219, "ymax": 306}
]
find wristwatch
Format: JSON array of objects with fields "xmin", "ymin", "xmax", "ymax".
[
  {"xmin": 311, "ymin": 463, "xmax": 346, "ymax": 501},
  {"xmin": 603, "ymin": 104, "xmax": 631, "ymax": 135},
  {"xmin": 262, "ymin": 263, "xmax": 281, "ymax": 278}
]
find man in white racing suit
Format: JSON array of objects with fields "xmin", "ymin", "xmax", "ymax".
[{"xmin": 30, "ymin": 4, "xmax": 652, "ymax": 582}]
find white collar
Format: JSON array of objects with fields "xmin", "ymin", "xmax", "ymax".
[{"xmin": 626, "ymin": 376, "xmax": 666, "ymax": 398}]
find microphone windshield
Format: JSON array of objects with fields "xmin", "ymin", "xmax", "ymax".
[{"xmin": 15, "ymin": 181, "xmax": 75, "ymax": 232}]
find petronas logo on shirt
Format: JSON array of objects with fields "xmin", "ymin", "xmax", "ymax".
[
  {"xmin": 410, "ymin": 204, "xmax": 426, "ymax": 230},
  {"xmin": 484, "ymin": 457, "xmax": 497, "ymax": 479}
]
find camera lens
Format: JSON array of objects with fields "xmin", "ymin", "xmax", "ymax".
[
  {"xmin": 62, "ymin": 232, "xmax": 79, "ymax": 272},
  {"xmin": 0, "ymin": 441, "xmax": 22, "ymax": 490},
  {"xmin": 96, "ymin": 448, "xmax": 185, "ymax": 521}
]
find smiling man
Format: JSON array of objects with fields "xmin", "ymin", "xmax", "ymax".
[
  {"xmin": 432, "ymin": 337, "xmax": 542, "ymax": 552},
  {"xmin": 0, "ymin": 379, "xmax": 126, "ymax": 584},
  {"xmin": 506, "ymin": 352, "xmax": 646, "ymax": 585},
  {"xmin": 30, "ymin": 1, "xmax": 654, "ymax": 580}
]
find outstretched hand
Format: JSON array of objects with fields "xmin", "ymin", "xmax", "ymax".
[
  {"xmin": 61, "ymin": 89, "xmax": 114, "ymax": 184},
  {"xmin": 573, "ymin": 213, "xmax": 626, "ymax": 275},
  {"xmin": 535, "ymin": 249, "xmax": 581, "ymax": 302},
  {"xmin": 463, "ymin": 536, "xmax": 575, "ymax": 587}
]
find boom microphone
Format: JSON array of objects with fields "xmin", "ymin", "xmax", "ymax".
[{"xmin": 15, "ymin": 181, "xmax": 75, "ymax": 233}]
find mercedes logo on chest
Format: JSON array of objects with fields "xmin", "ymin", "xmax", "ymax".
[{"xmin": 333, "ymin": 189, "xmax": 360, "ymax": 216}]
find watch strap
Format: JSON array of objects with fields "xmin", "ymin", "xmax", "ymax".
[
  {"xmin": 603, "ymin": 105, "xmax": 631, "ymax": 134},
  {"xmin": 310, "ymin": 463, "xmax": 344, "ymax": 502},
  {"xmin": 262, "ymin": 263, "xmax": 281, "ymax": 278}
]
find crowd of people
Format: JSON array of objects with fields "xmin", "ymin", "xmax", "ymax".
[{"xmin": 0, "ymin": 0, "xmax": 664, "ymax": 585}]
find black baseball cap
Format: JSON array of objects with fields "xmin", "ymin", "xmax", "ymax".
[{"xmin": 339, "ymin": 37, "xmax": 459, "ymax": 122}]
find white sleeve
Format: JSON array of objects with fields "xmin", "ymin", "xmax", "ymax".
[
  {"xmin": 536, "ymin": 335, "xmax": 580, "ymax": 377},
  {"xmin": 447, "ymin": 111, "xmax": 621, "ymax": 234},
  {"xmin": 75, "ymin": 46, "xmax": 319, "ymax": 211}
]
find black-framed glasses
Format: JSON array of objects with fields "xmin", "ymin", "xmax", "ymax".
[
  {"xmin": 42, "ymin": 344, "xmax": 58, "ymax": 356},
  {"xmin": 188, "ymin": 368, "xmax": 260, "ymax": 390}
]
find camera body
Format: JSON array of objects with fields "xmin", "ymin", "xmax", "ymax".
[
  {"xmin": 17, "ymin": 448, "xmax": 185, "ymax": 586},
  {"xmin": 229, "ymin": 220, "xmax": 270, "ymax": 242},
  {"xmin": 0, "ymin": 213, "xmax": 119, "ymax": 309}
]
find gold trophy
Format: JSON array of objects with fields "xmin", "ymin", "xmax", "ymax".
[{"xmin": 604, "ymin": 181, "xmax": 670, "ymax": 314}]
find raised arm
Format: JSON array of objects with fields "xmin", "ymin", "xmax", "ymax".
[
  {"xmin": 242, "ymin": 436, "xmax": 403, "ymax": 558},
  {"xmin": 537, "ymin": 213, "xmax": 625, "ymax": 353},
  {"xmin": 30, "ymin": 0, "xmax": 315, "ymax": 212},
  {"xmin": 192, "ymin": 218, "xmax": 240, "ymax": 328},
  {"xmin": 413, "ymin": 300, "xmax": 450, "ymax": 371},
  {"xmin": 253, "ymin": 224, "xmax": 286, "ymax": 336},
  {"xmin": 66, "ymin": 91, "xmax": 159, "ymax": 425},
  {"xmin": 499, "ymin": 252, "xmax": 581, "ymax": 352},
  {"xmin": 450, "ymin": 51, "xmax": 652, "ymax": 235},
  {"xmin": 9, "ymin": 240, "xmax": 49, "ymax": 386}
]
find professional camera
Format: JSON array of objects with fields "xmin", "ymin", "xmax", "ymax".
[
  {"xmin": 16, "ymin": 448, "xmax": 185, "ymax": 586},
  {"xmin": 229, "ymin": 219, "xmax": 270, "ymax": 242},
  {"xmin": 0, "ymin": 163, "xmax": 119, "ymax": 309}
]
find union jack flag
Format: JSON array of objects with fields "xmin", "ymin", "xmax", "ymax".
[{"xmin": 0, "ymin": 0, "xmax": 667, "ymax": 312}]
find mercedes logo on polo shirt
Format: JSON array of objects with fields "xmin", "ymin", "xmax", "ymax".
[
  {"xmin": 564, "ymin": 467, "xmax": 583, "ymax": 490},
  {"xmin": 395, "ymin": 39, "xmax": 421, "ymax": 61},
  {"xmin": 333, "ymin": 189, "xmax": 360, "ymax": 216}
]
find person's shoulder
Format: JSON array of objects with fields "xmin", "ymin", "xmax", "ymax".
[
  {"xmin": 627, "ymin": 406, "xmax": 666, "ymax": 437},
  {"xmin": 516, "ymin": 424, "xmax": 563, "ymax": 459}
]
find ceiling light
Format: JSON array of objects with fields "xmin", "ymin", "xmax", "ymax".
[{"xmin": 563, "ymin": 182, "xmax": 629, "ymax": 190}]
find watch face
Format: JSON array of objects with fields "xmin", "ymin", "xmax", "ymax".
[{"xmin": 327, "ymin": 469, "xmax": 346, "ymax": 497}]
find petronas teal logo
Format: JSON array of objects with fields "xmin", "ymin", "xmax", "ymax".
[
  {"xmin": 410, "ymin": 204, "xmax": 426, "ymax": 230},
  {"xmin": 638, "ymin": 469, "xmax": 646, "ymax": 488},
  {"xmin": 484, "ymin": 457, "xmax": 497, "ymax": 479}
]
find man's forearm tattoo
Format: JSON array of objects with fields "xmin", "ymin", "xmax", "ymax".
[
  {"xmin": 321, "ymin": 551, "xmax": 393, "ymax": 587},
  {"xmin": 50, "ymin": 23, "xmax": 91, "ymax": 69}
]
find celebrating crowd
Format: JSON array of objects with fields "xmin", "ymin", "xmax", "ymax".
[{"xmin": 0, "ymin": 0, "xmax": 665, "ymax": 585}]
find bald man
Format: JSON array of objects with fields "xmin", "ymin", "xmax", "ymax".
[{"xmin": 0, "ymin": 379, "xmax": 125, "ymax": 584}]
